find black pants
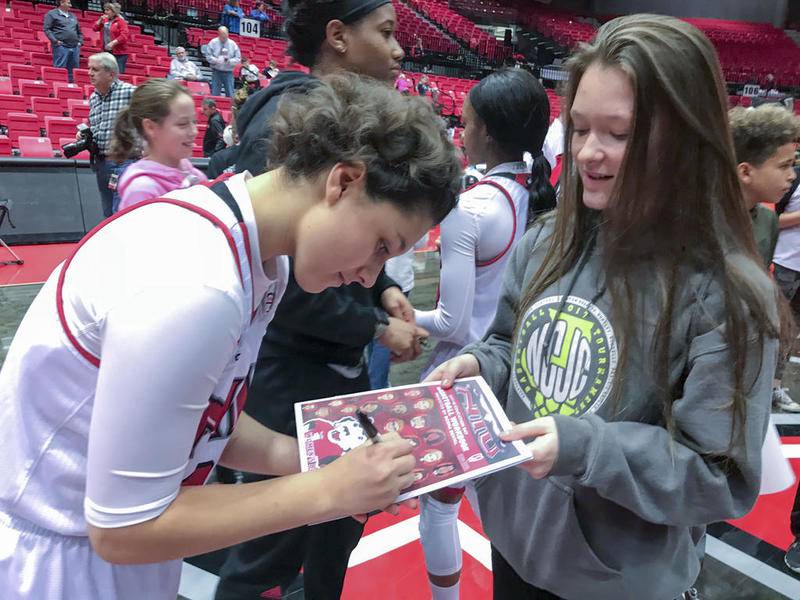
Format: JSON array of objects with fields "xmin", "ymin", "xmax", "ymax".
[
  {"xmin": 791, "ymin": 483, "xmax": 800, "ymax": 539},
  {"xmin": 491, "ymin": 546, "xmax": 563, "ymax": 600},
  {"xmin": 214, "ymin": 356, "xmax": 369, "ymax": 600}
]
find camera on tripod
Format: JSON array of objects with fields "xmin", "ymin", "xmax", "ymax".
[{"xmin": 62, "ymin": 123, "xmax": 97, "ymax": 159}]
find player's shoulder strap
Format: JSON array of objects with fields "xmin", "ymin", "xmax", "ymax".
[
  {"xmin": 464, "ymin": 173, "xmax": 520, "ymax": 268},
  {"xmin": 205, "ymin": 172, "xmax": 245, "ymax": 223}
]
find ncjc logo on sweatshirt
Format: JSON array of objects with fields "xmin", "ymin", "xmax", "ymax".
[{"xmin": 513, "ymin": 295, "xmax": 618, "ymax": 418}]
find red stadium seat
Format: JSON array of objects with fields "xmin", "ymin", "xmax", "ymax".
[
  {"xmin": 6, "ymin": 112, "xmax": 42, "ymax": 143},
  {"xmin": 8, "ymin": 63, "xmax": 39, "ymax": 82},
  {"xmin": 1, "ymin": 49, "xmax": 29, "ymax": 65},
  {"xmin": 32, "ymin": 96, "xmax": 67, "ymax": 117},
  {"xmin": 0, "ymin": 135, "xmax": 12, "ymax": 156},
  {"xmin": 0, "ymin": 94, "xmax": 29, "ymax": 122},
  {"xmin": 18, "ymin": 136, "xmax": 54, "ymax": 157},
  {"xmin": 54, "ymin": 82, "xmax": 85, "ymax": 101},
  {"xmin": 0, "ymin": 77, "xmax": 12, "ymax": 95},
  {"xmin": 41, "ymin": 66, "xmax": 70, "ymax": 83},
  {"xmin": 67, "ymin": 99, "xmax": 90, "ymax": 120},
  {"xmin": 18, "ymin": 79, "xmax": 51, "ymax": 98},
  {"xmin": 45, "ymin": 116, "xmax": 78, "ymax": 140},
  {"xmin": 72, "ymin": 68, "xmax": 91, "ymax": 87},
  {"xmin": 186, "ymin": 80, "xmax": 210, "ymax": 96}
]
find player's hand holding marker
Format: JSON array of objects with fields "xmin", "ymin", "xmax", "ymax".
[{"xmin": 319, "ymin": 427, "xmax": 416, "ymax": 521}]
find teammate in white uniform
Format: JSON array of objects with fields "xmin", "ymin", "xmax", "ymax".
[
  {"xmin": 0, "ymin": 74, "xmax": 462, "ymax": 600},
  {"xmin": 415, "ymin": 69, "xmax": 556, "ymax": 600}
]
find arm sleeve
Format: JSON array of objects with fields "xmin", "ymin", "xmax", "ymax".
[
  {"xmin": 552, "ymin": 280, "xmax": 778, "ymax": 527},
  {"xmin": 272, "ymin": 269, "xmax": 380, "ymax": 347},
  {"xmin": 462, "ymin": 223, "xmax": 547, "ymax": 401},
  {"xmin": 230, "ymin": 44, "xmax": 241, "ymax": 67},
  {"xmin": 114, "ymin": 19, "xmax": 129, "ymax": 45},
  {"xmin": 371, "ymin": 268, "xmax": 399, "ymax": 304},
  {"xmin": 44, "ymin": 14, "xmax": 57, "ymax": 43},
  {"xmin": 210, "ymin": 116, "xmax": 226, "ymax": 153},
  {"xmin": 85, "ymin": 286, "xmax": 242, "ymax": 528},
  {"xmin": 76, "ymin": 20, "xmax": 83, "ymax": 45},
  {"xmin": 92, "ymin": 17, "xmax": 102, "ymax": 32},
  {"xmin": 118, "ymin": 179, "xmax": 160, "ymax": 211},
  {"xmin": 415, "ymin": 206, "xmax": 478, "ymax": 343}
]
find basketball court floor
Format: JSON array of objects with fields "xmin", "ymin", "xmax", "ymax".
[{"xmin": 2, "ymin": 244, "xmax": 800, "ymax": 600}]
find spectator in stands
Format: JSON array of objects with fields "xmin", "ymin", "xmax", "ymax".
[
  {"xmin": 86, "ymin": 52, "xmax": 134, "ymax": 217},
  {"xmin": 412, "ymin": 33, "xmax": 423, "ymax": 58},
  {"xmin": 221, "ymin": 0, "xmax": 245, "ymax": 35},
  {"xmin": 168, "ymin": 46, "xmax": 201, "ymax": 81},
  {"xmin": 109, "ymin": 79, "xmax": 207, "ymax": 211},
  {"xmin": 201, "ymin": 98, "xmax": 226, "ymax": 157},
  {"xmin": 94, "ymin": 2, "xmax": 130, "ymax": 74},
  {"xmin": 211, "ymin": 4, "xmax": 419, "ymax": 600},
  {"xmin": 239, "ymin": 56, "xmax": 260, "ymax": 91},
  {"xmin": 204, "ymin": 26, "xmax": 241, "ymax": 98},
  {"xmin": 262, "ymin": 59, "xmax": 279, "ymax": 79},
  {"xmin": 44, "ymin": 0, "xmax": 83, "ymax": 83},
  {"xmin": 417, "ymin": 74, "xmax": 430, "ymax": 96},
  {"xmin": 429, "ymin": 80, "xmax": 440, "ymax": 103},
  {"xmin": 250, "ymin": 1, "xmax": 271, "ymax": 24},
  {"xmin": 729, "ymin": 105, "xmax": 800, "ymax": 414},
  {"xmin": 395, "ymin": 72, "xmax": 410, "ymax": 95}
]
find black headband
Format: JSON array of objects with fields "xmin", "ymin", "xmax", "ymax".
[{"xmin": 337, "ymin": 0, "xmax": 391, "ymax": 24}]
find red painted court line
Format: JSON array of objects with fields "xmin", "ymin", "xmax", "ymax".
[{"xmin": 0, "ymin": 243, "xmax": 75, "ymax": 286}]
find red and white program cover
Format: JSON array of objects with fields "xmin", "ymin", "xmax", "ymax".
[{"xmin": 295, "ymin": 376, "xmax": 532, "ymax": 502}]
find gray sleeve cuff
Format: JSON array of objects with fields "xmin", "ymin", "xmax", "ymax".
[{"xmin": 550, "ymin": 414, "xmax": 594, "ymax": 478}]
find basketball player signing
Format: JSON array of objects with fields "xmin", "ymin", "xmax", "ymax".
[{"xmin": 295, "ymin": 377, "xmax": 531, "ymax": 501}]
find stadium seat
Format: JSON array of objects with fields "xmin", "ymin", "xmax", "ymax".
[
  {"xmin": 19, "ymin": 79, "xmax": 51, "ymax": 98},
  {"xmin": 67, "ymin": 99, "xmax": 90, "ymax": 120},
  {"xmin": 45, "ymin": 116, "xmax": 79, "ymax": 141},
  {"xmin": 18, "ymin": 136, "xmax": 54, "ymax": 157},
  {"xmin": 186, "ymin": 80, "xmax": 211, "ymax": 96},
  {"xmin": 54, "ymin": 82, "xmax": 85, "ymax": 101},
  {"xmin": 0, "ymin": 94, "xmax": 29, "ymax": 122},
  {"xmin": 72, "ymin": 69, "xmax": 91, "ymax": 87},
  {"xmin": 6, "ymin": 112, "xmax": 42, "ymax": 143},
  {"xmin": 0, "ymin": 77, "xmax": 12, "ymax": 95},
  {"xmin": 41, "ymin": 66, "xmax": 70, "ymax": 83},
  {"xmin": 0, "ymin": 134, "xmax": 12, "ymax": 156},
  {"xmin": 8, "ymin": 63, "xmax": 39, "ymax": 82},
  {"xmin": 31, "ymin": 97, "xmax": 66, "ymax": 120}
]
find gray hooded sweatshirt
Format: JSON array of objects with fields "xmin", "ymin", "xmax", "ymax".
[{"xmin": 464, "ymin": 218, "xmax": 777, "ymax": 600}]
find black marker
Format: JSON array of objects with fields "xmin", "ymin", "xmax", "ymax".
[{"xmin": 355, "ymin": 409, "xmax": 381, "ymax": 443}]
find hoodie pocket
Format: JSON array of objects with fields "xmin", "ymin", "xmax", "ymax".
[{"xmin": 548, "ymin": 478, "xmax": 622, "ymax": 580}]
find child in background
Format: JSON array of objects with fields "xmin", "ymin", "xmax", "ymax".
[
  {"xmin": 110, "ymin": 79, "xmax": 207, "ymax": 212},
  {"xmin": 729, "ymin": 104, "xmax": 800, "ymax": 412}
]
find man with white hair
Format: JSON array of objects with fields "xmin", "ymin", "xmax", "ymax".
[
  {"xmin": 204, "ymin": 26, "xmax": 240, "ymax": 97},
  {"xmin": 86, "ymin": 52, "xmax": 134, "ymax": 217},
  {"xmin": 169, "ymin": 46, "xmax": 201, "ymax": 81}
]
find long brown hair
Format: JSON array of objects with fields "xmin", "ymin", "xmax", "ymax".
[{"xmin": 517, "ymin": 14, "xmax": 788, "ymax": 447}]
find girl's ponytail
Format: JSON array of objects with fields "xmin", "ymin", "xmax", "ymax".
[
  {"xmin": 527, "ymin": 151, "xmax": 557, "ymax": 224},
  {"xmin": 108, "ymin": 106, "xmax": 140, "ymax": 162}
]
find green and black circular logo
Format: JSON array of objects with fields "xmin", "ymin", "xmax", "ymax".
[{"xmin": 513, "ymin": 295, "xmax": 617, "ymax": 418}]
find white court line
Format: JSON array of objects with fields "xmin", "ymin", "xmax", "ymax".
[
  {"xmin": 347, "ymin": 515, "xmax": 422, "ymax": 567},
  {"xmin": 782, "ymin": 444, "xmax": 800, "ymax": 458},
  {"xmin": 706, "ymin": 535, "xmax": 800, "ymax": 600},
  {"xmin": 789, "ymin": 356, "xmax": 800, "ymax": 364},
  {"xmin": 457, "ymin": 520, "xmax": 492, "ymax": 570}
]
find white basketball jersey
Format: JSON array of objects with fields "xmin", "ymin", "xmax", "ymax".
[{"xmin": 0, "ymin": 173, "xmax": 288, "ymax": 599}]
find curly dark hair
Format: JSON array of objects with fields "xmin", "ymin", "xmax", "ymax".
[{"xmin": 269, "ymin": 73, "xmax": 461, "ymax": 224}]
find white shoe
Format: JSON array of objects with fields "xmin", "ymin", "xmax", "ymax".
[{"xmin": 772, "ymin": 388, "xmax": 800, "ymax": 413}]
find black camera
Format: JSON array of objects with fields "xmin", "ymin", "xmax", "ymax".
[{"xmin": 62, "ymin": 124, "xmax": 96, "ymax": 159}]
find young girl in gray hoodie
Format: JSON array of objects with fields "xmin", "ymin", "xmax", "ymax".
[{"xmin": 429, "ymin": 14, "xmax": 789, "ymax": 600}]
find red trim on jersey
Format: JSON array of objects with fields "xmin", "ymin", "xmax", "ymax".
[
  {"xmin": 550, "ymin": 154, "xmax": 563, "ymax": 187},
  {"xmin": 466, "ymin": 179, "xmax": 518, "ymax": 267},
  {"xmin": 56, "ymin": 196, "xmax": 247, "ymax": 367}
]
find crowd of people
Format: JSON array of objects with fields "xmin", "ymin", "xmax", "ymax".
[{"xmin": 3, "ymin": 1, "xmax": 800, "ymax": 600}]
